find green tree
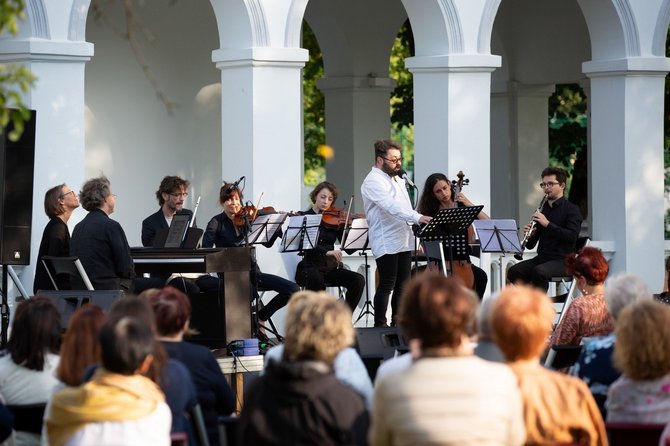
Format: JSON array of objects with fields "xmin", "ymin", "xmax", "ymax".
[
  {"xmin": 302, "ymin": 21, "xmax": 325, "ymax": 186},
  {"xmin": 0, "ymin": 0, "xmax": 36, "ymax": 140}
]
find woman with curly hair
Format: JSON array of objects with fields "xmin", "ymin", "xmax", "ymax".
[
  {"xmin": 550, "ymin": 246, "xmax": 613, "ymax": 346},
  {"xmin": 606, "ymin": 299, "xmax": 670, "ymax": 423}
]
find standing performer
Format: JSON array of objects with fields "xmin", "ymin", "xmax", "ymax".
[
  {"xmin": 507, "ymin": 166, "xmax": 582, "ymax": 291},
  {"xmin": 295, "ymin": 181, "xmax": 365, "ymax": 312},
  {"xmin": 361, "ymin": 139, "xmax": 431, "ymax": 327},
  {"xmin": 417, "ymin": 173, "xmax": 489, "ymax": 299},
  {"xmin": 33, "ymin": 184, "xmax": 80, "ymax": 293},
  {"xmin": 198, "ymin": 182, "xmax": 299, "ymax": 330}
]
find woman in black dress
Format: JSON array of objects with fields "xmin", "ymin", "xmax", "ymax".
[
  {"xmin": 295, "ymin": 181, "xmax": 365, "ymax": 311},
  {"xmin": 33, "ymin": 184, "xmax": 80, "ymax": 293}
]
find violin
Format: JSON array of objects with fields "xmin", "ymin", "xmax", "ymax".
[
  {"xmin": 232, "ymin": 204, "xmax": 277, "ymax": 230},
  {"xmin": 321, "ymin": 206, "xmax": 365, "ymax": 230}
]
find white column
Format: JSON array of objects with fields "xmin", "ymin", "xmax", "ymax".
[
  {"xmin": 0, "ymin": 39, "xmax": 92, "ymax": 294},
  {"xmin": 584, "ymin": 57, "xmax": 670, "ymax": 287},
  {"xmin": 212, "ymin": 47, "xmax": 307, "ymax": 275},
  {"xmin": 491, "ymin": 82, "xmax": 555, "ymax": 222},
  {"xmin": 317, "ymin": 75, "xmax": 396, "ymax": 211}
]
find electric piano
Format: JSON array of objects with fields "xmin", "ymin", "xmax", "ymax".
[{"xmin": 130, "ymin": 246, "xmax": 255, "ymax": 346}]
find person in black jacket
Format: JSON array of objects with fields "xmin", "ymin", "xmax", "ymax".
[
  {"xmin": 237, "ymin": 291, "xmax": 369, "ymax": 445},
  {"xmin": 507, "ymin": 166, "xmax": 583, "ymax": 291},
  {"xmin": 33, "ymin": 184, "xmax": 80, "ymax": 293},
  {"xmin": 296, "ymin": 181, "xmax": 365, "ymax": 311}
]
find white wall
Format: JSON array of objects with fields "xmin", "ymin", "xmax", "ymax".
[{"xmin": 84, "ymin": 0, "xmax": 222, "ymax": 244}]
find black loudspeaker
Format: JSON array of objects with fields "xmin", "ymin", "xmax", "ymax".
[
  {"xmin": 355, "ymin": 327, "xmax": 408, "ymax": 381},
  {"xmin": 38, "ymin": 290, "xmax": 124, "ymax": 330},
  {"xmin": 0, "ymin": 111, "xmax": 36, "ymax": 265}
]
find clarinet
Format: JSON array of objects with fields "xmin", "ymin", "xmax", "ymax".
[{"xmin": 514, "ymin": 194, "xmax": 548, "ymax": 260}]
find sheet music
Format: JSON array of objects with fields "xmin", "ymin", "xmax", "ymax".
[
  {"xmin": 472, "ymin": 219, "xmax": 521, "ymax": 254},
  {"xmin": 280, "ymin": 214, "xmax": 322, "ymax": 252},
  {"xmin": 342, "ymin": 218, "xmax": 369, "ymax": 251},
  {"xmin": 248, "ymin": 213, "xmax": 287, "ymax": 244}
]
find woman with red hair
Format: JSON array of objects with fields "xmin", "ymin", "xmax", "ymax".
[{"xmin": 550, "ymin": 247, "xmax": 613, "ymax": 346}]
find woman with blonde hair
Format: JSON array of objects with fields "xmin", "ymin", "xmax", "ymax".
[
  {"xmin": 238, "ymin": 291, "xmax": 369, "ymax": 445},
  {"xmin": 606, "ymin": 299, "xmax": 670, "ymax": 423}
]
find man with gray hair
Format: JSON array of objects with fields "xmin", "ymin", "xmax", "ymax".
[{"xmin": 70, "ymin": 176, "xmax": 137, "ymax": 290}]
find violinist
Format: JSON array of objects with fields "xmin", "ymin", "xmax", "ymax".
[
  {"xmin": 295, "ymin": 182, "xmax": 365, "ymax": 312},
  {"xmin": 417, "ymin": 173, "xmax": 489, "ymax": 299},
  {"xmin": 197, "ymin": 181, "xmax": 299, "ymax": 328}
]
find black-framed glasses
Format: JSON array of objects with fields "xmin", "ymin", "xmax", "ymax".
[
  {"xmin": 60, "ymin": 190, "xmax": 75, "ymax": 198},
  {"xmin": 540, "ymin": 181, "xmax": 560, "ymax": 188},
  {"xmin": 382, "ymin": 156, "xmax": 403, "ymax": 164},
  {"xmin": 170, "ymin": 192, "xmax": 189, "ymax": 198}
]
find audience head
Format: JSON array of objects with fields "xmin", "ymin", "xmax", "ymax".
[
  {"xmin": 8, "ymin": 296, "xmax": 61, "ymax": 371},
  {"xmin": 282, "ymin": 291, "xmax": 354, "ymax": 365},
  {"xmin": 79, "ymin": 176, "xmax": 112, "ymax": 212},
  {"xmin": 147, "ymin": 286, "xmax": 191, "ymax": 337},
  {"xmin": 476, "ymin": 294, "xmax": 499, "ymax": 342},
  {"xmin": 99, "ymin": 316, "xmax": 155, "ymax": 376},
  {"xmin": 613, "ymin": 300, "xmax": 670, "ymax": 380},
  {"xmin": 491, "ymin": 286, "xmax": 555, "ymax": 362},
  {"xmin": 399, "ymin": 273, "xmax": 478, "ymax": 350},
  {"xmin": 604, "ymin": 273, "xmax": 652, "ymax": 321},
  {"xmin": 565, "ymin": 246, "xmax": 609, "ymax": 286},
  {"xmin": 57, "ymin": 304, "xmax": 106, "ymax": 386}
]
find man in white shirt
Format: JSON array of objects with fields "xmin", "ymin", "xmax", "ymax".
[{"xmin": 361, "ymin": 139, "xmax": 431, "ymax": 327}]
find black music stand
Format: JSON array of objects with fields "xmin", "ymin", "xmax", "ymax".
[
  {"xmin": 419, "ymin": 206, "xmax": 483, "ymax": 277},
  {"xmin": 342, "ymin": 219, "xmax": 374, "ymax": 325},
  {"xmin": 472, "ymin": 219, "xmax": 521, "ymax": 291},
  {"xmin": 280, "ymin": 214, "xmax": 321, "ymax": 254}
]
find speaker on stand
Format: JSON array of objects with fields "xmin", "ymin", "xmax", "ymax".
[{"xmin": 0, "ymin": 110, "xmax": 36, "ymax": 346}]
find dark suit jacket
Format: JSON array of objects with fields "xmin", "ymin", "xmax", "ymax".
[
  {"xmin": 141, "ymin": 208, "xmax": 193, "ymax": 247},
  {"xmin": 70, "ymin": 208, "xmax": 135, "ymax": 290}
]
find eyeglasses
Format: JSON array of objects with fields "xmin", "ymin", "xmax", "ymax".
[
  {"xmin": 60, "ymin": 190, "xmax": 75, "ymax": 198},
  {"xmin": 539, "ymin": 181, "xmax": 560, "ymax": 188},
  {"xmin": 170, "ymin": 192, "xmax": 189, "ymax": 198},
  {"xmin": 382, "ymin": 156, "xmax": 403, "ymax": 164}
]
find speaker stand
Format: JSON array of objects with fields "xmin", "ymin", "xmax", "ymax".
[{"xmin": 1, "ymin": 266, "xmax": 9, "ymax": 347}]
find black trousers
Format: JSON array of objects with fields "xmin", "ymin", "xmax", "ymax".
[
  {"xmin": 507, "ymin": 255, "xmax": 567, "ymax": 292},
  {"xmin": 295, "ymin": 264, "xmax": 365, "ymax": 312},
  {"xmin": 373, "ymin": 251, "xmax": 412, "ymax": 327}
]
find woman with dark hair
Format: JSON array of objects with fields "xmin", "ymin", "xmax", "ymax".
[
  {"xmin": 148, "ymin": 286, "xmax": 235, "ymax": 446},
  {"xmin": 0, "ymin": 297, "xmax": 62, "ymax": 445},
  {"xmin": 370, "ymin": 274, "xmax": 524, "ymax": 445},
  {"xmin": 57, "ymin": 305, "xmax": 106, "ymax": 387},
  {"xmin": 416, "ymin": 173, "xmax": 489, "ymax": 299},
  {"xmin": 33, "ymin": 184, "xmax": 80, "ymax": 293},
  {"xmin": 294, "ymin": 181, "xmax": 365, "ymax": 311},
  {"xmin": 550, "ymin": 246, "xmax": 613, "ymax": 347},
  {"xmin": 198, "ymin": 181, "xmax": 299, "ymax": 331}
]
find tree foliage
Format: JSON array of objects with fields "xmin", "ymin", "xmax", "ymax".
[
  {"xmin": 302, "ymin": 21, "xmax": 325, "ymax": 186},
  {"xmin": 0, "ymin": 0, "xmax": 36, "ymax": 140}
]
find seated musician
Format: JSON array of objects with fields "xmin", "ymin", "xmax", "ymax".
[
  {"xmin": 416, "ymin": 173, "xmax": 488, "ymax": 299},
  {"xmin": 196, "ymin": 182, "xmax": 299, "ymax": 331},
  {"xmin": 295, "ymin": 182, "xmax": 365, "ymax": 312},
  {"xmin": 141, "ymin": 175, "xmax": 199, "ymax": 294}
]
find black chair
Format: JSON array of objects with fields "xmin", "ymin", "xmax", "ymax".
[
  {"xmin": 606, "ymin": 422, "xmax": 665, "ymax": 446},
  {"xmin": 218, "ymin": 415, "xmax": 238, "ymax": 446},
  {"xmin": 544, "ymin": 344, "xmax": 583, "ymax": 370},
  {"xmin": 6, "ymin": 403, "xmax": 46, "ymax": 435},
  {"xmin": 41, "ymin": 255, "xmax": 94, "ymax": 291}
]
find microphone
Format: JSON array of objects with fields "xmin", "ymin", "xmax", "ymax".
[
  {"xmin": 399, "ymin": 169, "xmax": 416, "ymax": 188},
  {"xmin": 225, "ymin": 176, "xmax": 245, "ymax": 193}
]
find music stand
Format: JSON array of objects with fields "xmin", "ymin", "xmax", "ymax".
[
  {"xmin": 419, "ymin": 206, "xmax": 483, "ymax": 276},
  {"xmin": 280, "ymin": 214, "xmax": 322, "ymax": 254},
  {"xmin": 472, "ymin": 219, "xmax": 521, "ymax": 291},
  {"xmin": 248, "ymin": 213, "xmax": 287, "ymax": 245},
  {"xmin": 342, "ymin": 219, "xmax": 373, "ymax": 325}
]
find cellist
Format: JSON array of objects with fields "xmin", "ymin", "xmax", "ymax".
[{"xmin": 417, "ymin": 173, "xmax": 489, "ymax": 299}]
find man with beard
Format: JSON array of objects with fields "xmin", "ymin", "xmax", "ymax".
[
  {"xmin": 507, "ymin": 166, "xmax": 582, "ymax": 291},
  {"xmin": 361, "ymin": 139, "xmax": 431, "ymax": 327},
  {"xmin": 141, "ymin": 175, "xmax": 199, "ymax": 293}
]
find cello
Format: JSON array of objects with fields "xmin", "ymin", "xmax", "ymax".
[{"xmin": 448, "ymin": 171, "xmax": 475, "ymax": 289}]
